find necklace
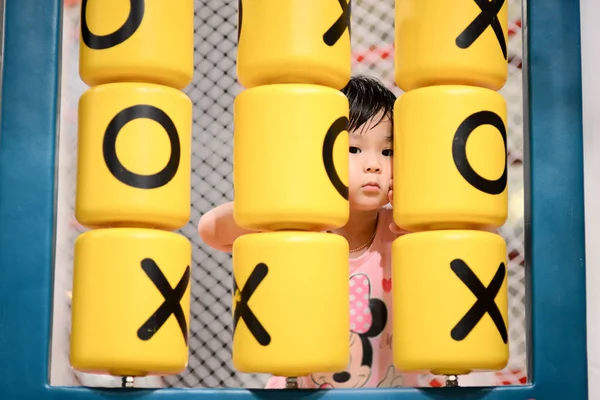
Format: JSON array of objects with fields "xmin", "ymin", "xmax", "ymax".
[{"xmin": 350, "ymin": 213, "xmax": 379, "ymax": 253}]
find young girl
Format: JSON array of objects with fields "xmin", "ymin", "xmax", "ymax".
[{"xmin": 198, "ymin": 75, "xmax": 417, "ymax": 389}]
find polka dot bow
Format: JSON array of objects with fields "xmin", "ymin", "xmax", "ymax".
[{"xmin": 349, "ymin": 273, "xmax": 373, "ymax": 334}]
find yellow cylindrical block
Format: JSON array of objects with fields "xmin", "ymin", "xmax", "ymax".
[
  {"xmin": 392, "ymin": 230, "xmax": 509, "ymax": 375},
  {"xmin": 237, "ymin": 0, "xmax": 351, "ymax": 89},
  {"xmin": 70, "ymin": 228, "xmax": 192, "ymax": 376},
  {"xmin": 76, "ymin": 82, "xmax": 192, "ymax": 231},
  {"xmin": 395, "ymin": 0, "xmax": 508, "ymax": 91},
  {"xmin": 79, "ymin": 0, "xmax": 194, "ymax": 89},
  {"xmin": 232, "ymin": 231, "xmax": 350, "ymax": 376},
  {"xmin": 393, "ymin": 85, "xmax": 507, "ymax": 231},
  {"xmin": 233, "ymin": 84, "xmax": 349, "ymax": 231}
]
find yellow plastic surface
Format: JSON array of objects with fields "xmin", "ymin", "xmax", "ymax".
[
  {"xmin": 393, "ymin": 85, "xmax": 508, "ymax": 231},
  {"xmin": 79, "ymin": 0, "xmax": 194, "ymax": 89},
  {"xmin": 76, "ymin": 82, "xmax": 192, "ymax": 231},
  {"xmin": 395, "ymin": 0, "xmax": 508, "ymax": 91},
  {"xmin": 392, "ymin": 230, "xmax": 509, "ymax": 375},
  {"xmin": 236, "ymin": 0, "xmax": 351, "ymax": 89},
  {"xmin": 233, "ymin": 84, "xmax": 349, "ymax": 231},
  {"xmin": 232, "ymin": 231, "xmax": 350, "ymax": 376},
  {"xmin": 70, "ymin": 228, "xmax": 192, "ymax": 376}
]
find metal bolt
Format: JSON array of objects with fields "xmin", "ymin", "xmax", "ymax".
[
  {"xmin": 285, "ymin": 377, "xmax": 298, "ymax": 389},
  {"xmin": 121, "ymin": 376, "xmax": 135, "ymax": 388},
  {"xmin": 445, "ymin": 375, "xmax": 459, "ymax": 387}
]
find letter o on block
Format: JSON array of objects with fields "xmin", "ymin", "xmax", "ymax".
[
  {"xmin": 237, "ymin": 0, "xmax": 351, "ymax": 89},
  {"xmin": 79, "ymin": 0, "xmax": 194, "ymax": 89},
  {"xmin": 232, "ymin": 231, "xmax": 350, "ymax": 376},
  {"xmin": 393, "ymin": 85, "xmax": 507, "ymax": 231},
  {"xmin": 70, "ymin": 228, "xmax": 192, "ymax": 376},
  {"xmin": 395, "ymin": 0, "xmax": 508, "ymax": 91},
  {"xmin": 392, "ymin": 230, "xmax": 509, "ymax": 375},
  {"xmin": 234, "ymin": 84, "xmax": 349, "ymax": 232},
  {"xmin": 76, "ymin": 82, "xmax": 192, "ymax": 231}
]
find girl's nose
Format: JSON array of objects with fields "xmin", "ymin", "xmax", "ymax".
[{"xmin": 365, "ymin": 164, "xmax": 381, "ymax": 173}]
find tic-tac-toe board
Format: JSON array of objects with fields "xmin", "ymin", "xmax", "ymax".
[{"xmin": 0, "ymin": 0, "xmax": 586, "ymax": 399}]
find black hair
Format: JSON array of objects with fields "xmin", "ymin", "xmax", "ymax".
[{"xmin": 341, "ymin": 75, "xmax": 397, "ymax": 133}]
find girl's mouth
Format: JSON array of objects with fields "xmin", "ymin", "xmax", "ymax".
[{"xmin": 362, "ymin": 183, "xmax": 381, "ymax": 192}]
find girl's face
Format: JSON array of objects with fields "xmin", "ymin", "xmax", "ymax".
[{"xmin": 348, "ymin": 112, "xmax": 393, "ymax": 212}]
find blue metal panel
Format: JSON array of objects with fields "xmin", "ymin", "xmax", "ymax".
[
  {"xmin": 0, "ymin": 0, "xmax": 586, "ymax": 398},
  {"xmin": 0, "ymin": 0, "xmax": 63, "ymax": 396},
  {"xmin": 524, "ymin": 0, "xmax": 587, "ymax": 397}
]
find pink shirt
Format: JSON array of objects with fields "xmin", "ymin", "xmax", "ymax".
[{"xmin": 265, "ymin": 206, "xmax": 419, "ymax": 389}]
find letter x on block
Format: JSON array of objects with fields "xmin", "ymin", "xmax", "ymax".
[
  {"xmin": 323, "ymin": 0, "xmax": 351, "ymax": 46},
  {"xmin": 450, "ymin": 259, "xmax": 508, "ymax": 344},
  {"xmin": 233, "ymin": 262, "xmax": 271, "ymax": 346},
  {"xmin": 456, "ymin": 0, "xmax": 507, "ymax": 60},
  {"xmin": 138, "ymin": 258, "xmax": 190, "ymax": 344}
]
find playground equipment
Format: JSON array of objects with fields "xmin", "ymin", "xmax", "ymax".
[{"xmin": 69, "ymin": 0, "xmax": 195, "ymax": 384}]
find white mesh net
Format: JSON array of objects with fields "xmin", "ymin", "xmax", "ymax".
[{"xmin": 51, "ymin": 0, "xmax": 527, "ymax": 389}]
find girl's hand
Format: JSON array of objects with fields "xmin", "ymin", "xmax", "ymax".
[{"xmin": 388, "ymin": 179, "xmax": 408, "ymax": 235}]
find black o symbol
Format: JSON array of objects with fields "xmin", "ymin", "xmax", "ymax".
[
  {"xmin": 237, "ymin": 0, "xmax": 243, "ymax": 42},
  {"xmin": 103, "ymin": 105, "xmax": 181, "ymax": 189},
  {"xmin": 323, "ymin": 116, "xmax": 349, "ymax": 200},
  {"xmin": 452, "ymin": 111, "xmax": 507, "ymax": 195},
  {"xmin": 81, "ymin": 0, "xmax": 145, "ymax": 50}
]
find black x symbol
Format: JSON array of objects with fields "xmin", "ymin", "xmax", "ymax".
[
  {"xmin": 323, "ymin": 0, "xmax": 351, "ymax": 46},
  {"xmin": 450, "ymin": 259, "xmax": 508, "ymax": 344},
  {"xmin": 456, "ymin": 0, "xmax": 507, "ymax": 60},
  {"xmin": 233, "ymin": 263, "xmax": 271, "ymax": 346},
  {"xmin": 137, "ymin": 258, "xmax": 190, "ymax": 345}
]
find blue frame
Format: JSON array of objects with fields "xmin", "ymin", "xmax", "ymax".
[{"xmin": 0, "ymin": 0, "xmax": 587, "ymax": 398}]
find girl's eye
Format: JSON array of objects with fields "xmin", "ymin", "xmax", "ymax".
[
  {"xmin": 349, "ymin": 146, "xmax": 360, "ymax": 154},
  {"xmin": 383, "ymin": 149, "xmax": 393, "ymax": 156}
]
